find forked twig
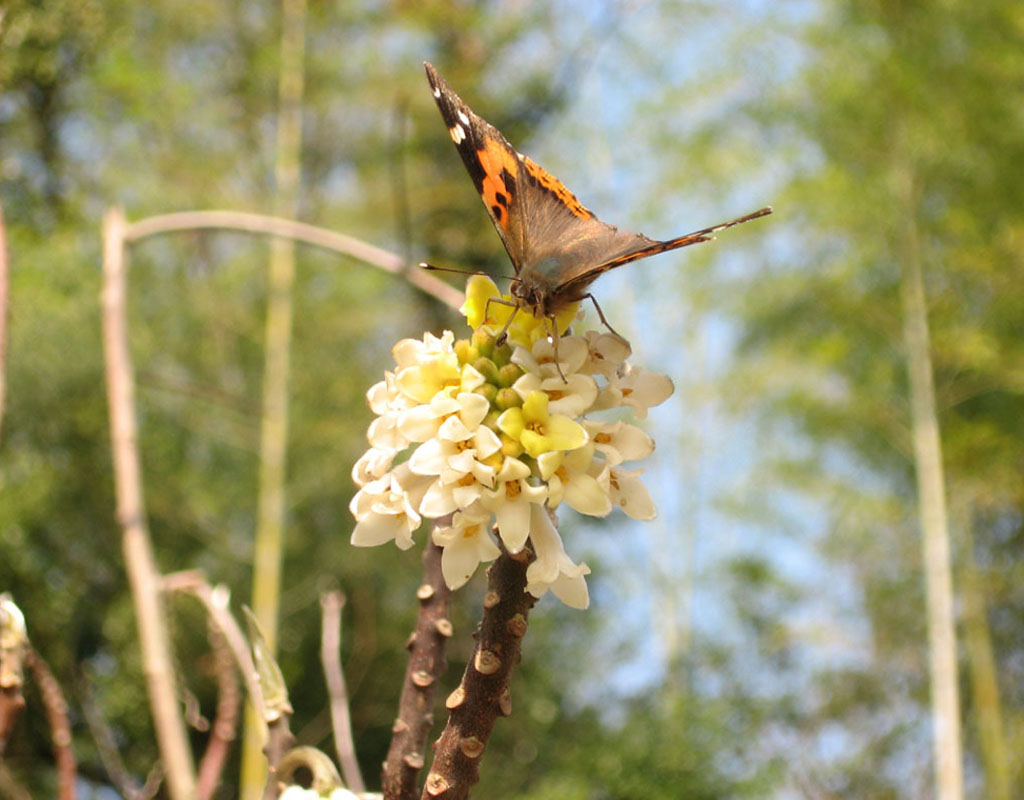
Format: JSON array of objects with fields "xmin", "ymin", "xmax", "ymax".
[{"xmin": 320, "ymin": 591, "xmax": 365, "ymax": 793}]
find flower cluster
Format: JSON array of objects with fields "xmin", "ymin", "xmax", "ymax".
[{"xmin": 350, "ymin": 277, "xmax": 673, "ymax": 608}]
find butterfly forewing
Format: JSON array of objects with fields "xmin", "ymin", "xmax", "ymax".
[{"xmin": 425, "ymin": 64, "xmax": 528, "ymax": 273}]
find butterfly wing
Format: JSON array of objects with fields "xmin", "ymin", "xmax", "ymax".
[
  {"xmin": 554, "ymin": 206, "xmax": 774, "ymax": 300},
  {"xmin": 425, "ymin": 63, "xmax": 631, "ymax": 282},
  {"xmin": 425, "ymin": 63, "xmax": 531, "ymax": 272},
  {"xmin": 425, "ymin": 63, "xmax": 772, "ymax": 315}
]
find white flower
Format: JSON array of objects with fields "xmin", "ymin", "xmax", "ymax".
[
  {"xmin": 479, "ymin": 457, "xmax": 548, "ymax": 553},
  {"xmin": 365, "ymin": 372, "xmax": 414, "ymax": 451},
  {"xmin": 431, "ymin": 506, "xmax": 501, "ymax": 589},
  {"xmin": 511, "ymin": 370, "xmax": 597, "ymax": 418},
  {"xmin": 601, "ymin": 364, "xmax": 674, "ymax": 420},
  {"xmin": 409, "ymin": 396, "xmax": 502, "ymax": 517},
  {"xmin": 606, "ymin": 465, "xmax": 657, "ymax": 520},
  {"xmin": 581, "ymin": 419, "xmax": 654, "ymax": 466},
  {"xmin": 350, "ymin": 277, "xmax": 674, "ymax": 608},
  {"xmin": 351, "ymin": 447, "xmax": 395, "ymax": 488},
  {"xmin": 580, "ymin": 330, "xmax": 632, "ymax": 378},
  {"xmin": 537, "ymin": 444, "xmax": 612, "ymax": 517},
  {"xmin": 350, "ymin": 465, "xmax": 428, "ymax": 550},
  {"xmin": 512, "ymin": 335, "xmax": 589, "ymax": 383},
  {"xmin": 398, "ymin": 389, "xmax": 487, "ymax": 444},
  {"xmin": 525, "ymin": 505, "xmax": 591, "ymax": 609}
]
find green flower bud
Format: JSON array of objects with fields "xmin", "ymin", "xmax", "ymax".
[
  {"xmin": 473, "ymin": 357, "xmax": 500, "ymax": 385},
  {"xmin": 474, "ymin": 382, "xmax": 498, "ymax": 404},
  {"xmin": 454, "ymin": 338, "xmax": 474, "ymax": 365},
  {"xmin": 495, "ymin": 387, "xmax": 523, "ymax": 410},
  {"xmin": 497, "ymin": 363, "xmax": 523, "ymax": 388},
  {"xmin": 471, "ymin": 329, "xmax": 495, "ymax": 358}
]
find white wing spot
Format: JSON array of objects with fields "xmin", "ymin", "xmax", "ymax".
[
  {"xmin": 449, "ymin": 124, "xmax": 466, "ymax": 144},
  {"xmin": 433, "ymin": 86, "xmax": 442, "ymax": 98},
  {"xmin": 458, "ymin": 110, "xmax": 470, "ymax": 125}
]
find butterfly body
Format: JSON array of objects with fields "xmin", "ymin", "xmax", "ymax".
[{"xmin": 424, "ymin": 62, "xmax": 771, "ymax": 323}]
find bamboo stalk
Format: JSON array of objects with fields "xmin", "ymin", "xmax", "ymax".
[
  {"xmin": 895, "ymin": 162, "xmax": 963, "ymax": 800},
  {"xmin": 240, "ymin": 0, "xmax": 309, "ymax": 793}
]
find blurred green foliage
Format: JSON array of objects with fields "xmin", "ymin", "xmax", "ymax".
[{"xmin": 1, "ymin": 0, "xmax": 1022, "ymax": 798}]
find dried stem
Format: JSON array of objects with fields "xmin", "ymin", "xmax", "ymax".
[
  {"xmin": 161, "ymin": 570, "xmax": 268, "ymax": 735},
  {"xmin": 122, "ymin": 210, "xmax": 463, "ymax": 310},
  {"xmin": 382, "ymin": 540, "xmax": 452, "ymax": 800},
  {"xmin": 78, "ymin": 670, "xmax": 160, "ymax": 800},
  {"xmin": 101, "ymin": 207, "xmax": 197, "ymax": 799},
  {"xmin": 420, "ymin": 545, "xmax": 536, "ymax": 800},
  {"xmin": 196, "ymin": 620, "xmax": 241, "ymax": 800},
  {"xmin": 320, "ymin": 591, "xmax": 364, "ymax": 793},
  {"xmin": 25, "ymin": 650, "xmax": 76, "ymax": 800}
]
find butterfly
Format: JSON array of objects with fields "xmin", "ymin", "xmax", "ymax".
[{"xmin": 423, "ymin": 62, "xmax": 771, "ymax": 335}]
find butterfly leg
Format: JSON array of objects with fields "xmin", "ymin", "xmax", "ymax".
[
  {"xmin": 484, "ymin": 297, "xmax": 520, "ymax": 346},
  {"xmin": 545, "ymin": 315, "xmax": 569, "ymax": 382},
  {"xmin": 582, "ymin": 293, "xmax": 631, "ymax": 348}
]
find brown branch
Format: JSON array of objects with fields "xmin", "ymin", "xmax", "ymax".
[
  {"xmin": 382, "ymin": 540, "xmax": 452, "ymax": 800},
  {"xmin": 196, "ymin": 620, "xmax": 240, "ymax": 800},
  {"xmin": 420, "ymin": 545, "xmax": 537, "ymax": 800},
  {"xmin": 25, "ymin": 650, "xmax": 76, "ymax": 800},
  {"xmin": 101, "ymin": 207, "xmax": 197, "ymax": 799},
  {"xmin": 121, "ymin": 210, "xmax": 464, "ymax": 311},
  {"xmin": 320, "ymin": 591, "xmax": 364, "ymax": 793}
]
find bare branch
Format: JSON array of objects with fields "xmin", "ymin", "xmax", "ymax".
[
  {"xmin": 78, "ymin": 671, "xmax": 158, "ymax": 800},
  {"xmin": 196, "ymin": 620, "xmax": 241, "ymax": 800},
  {"xmin": 420, "ymin": 544, "xmax": 536, "ymax": 800},
  {"xmin": 320, "ymin": 591, "xmax": 364, "ymax": 793},
  {"xmin": 101, "ymin": 207, "xmax": 197, "ymax": 799},
  {"xmin": 25, "ymin": 651, "xmax": 76, "ymax": 800},
  {"xmin": 122, "ymin": 210, "xmax": 464, "ymax": 310},
  {"xmin": 161, "ymin": 570, "xmax": 268, "ymax": 736},
  {"xmin": 382, "ymin": 540, "xmax": 452, "ymax": 800}
]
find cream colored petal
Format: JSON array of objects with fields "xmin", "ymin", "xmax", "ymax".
[
  {"xmin": 610, "ymin": 466, "xmax": 656, "ymax": 520},
  {"xmin": 564, "ymin": 472, "xmax": 612, "ymax": 517},
  {"xmin": 494, "ymin": 498, "xmax": 531, "ymax": 553},
  {"xmin": 408, "ymin": 438, "xmax": 445, "ymax": 475},
  {"xmin": 456, "ymin": 391, "xmax": 490, "ymax": 429},
  {"xmin": 542, "ymin": 373, "xmax": 598, "ymax": 417}
]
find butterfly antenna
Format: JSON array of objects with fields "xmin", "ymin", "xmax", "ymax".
[{"xmin": 419, "ymin": 263, "xmax": 519, "ymax": 282}]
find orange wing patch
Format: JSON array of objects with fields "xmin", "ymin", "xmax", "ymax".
[
  {"xmin": 476, "ymin": 137, "xmax": 521, "ymax": 231},
  {"xmin": 521, "ymin": 156, "xmax": 594, "ymax": 221}
]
